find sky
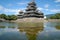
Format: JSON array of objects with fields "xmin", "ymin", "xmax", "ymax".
[{"xmin": 0, "ymin": 0, "xmax": 60, "ymax": 15}]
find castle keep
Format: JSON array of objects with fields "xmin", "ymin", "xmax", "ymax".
[{"xmin": 17, "ymin": 0, "xmax": 44, "ymax": 18}]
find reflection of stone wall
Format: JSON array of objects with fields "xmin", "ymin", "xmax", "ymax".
[
  {"xmin": 16, "ymin": 18, "xmax": 44, "ymax": 22},
  {"xmin": 19, "ymin": 27, "xmax": 44, "ymax": 40},
  {"xmin": 55, "ymin": 25, "xmax": 60, "ymax": 30},
  {"xmin": 18, "ymin": 22, "xmax": 43, "ymax": 27},
  {"xmin": 18, "ymin": 23, "xmax": 44, "ymax": 40}
]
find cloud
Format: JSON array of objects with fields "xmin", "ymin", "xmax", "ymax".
[
  {"xmin": 38, "ymin": 7, "xmax": 50, "ymax": 12},
  {"xmin": 17, "ymin": 2, "xmax": 28, "ymax": 5},
  {"xmin": 55, "ymin": 0, "xmax": 60, "ymax": 2},
  {"xmin": 0, "ymin": 5, "xmax": 4, "ymax": 10},
  {"xmin": 4, "ymin": 8, "xmax": 26, "ymax": 15},
  {"xmin": 44, "ymin": 4, "xmax": 49, "ymax": 9},
  {"xmin": 45, "ymin": 9, "xmax": 49, "ymax": 11},
  {"xmin": 50, "ymin": 9, "xmax": 60, "ymax": 13},
  {"xmin": 4, "ymin": 9, "xmax": 18, "ymax": 12},
  {"xmin": 38, "ymin": 7, "xmax": 43, "ymax": 10},
  {"xmin": 14, "ymin": 10, "xmax": 20, "ymax": 15},
  {"xmin": 0, "ymin": 5, "xmax": 25, "ymax": 15}
]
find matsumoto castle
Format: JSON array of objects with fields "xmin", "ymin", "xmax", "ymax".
[{"xmin": 17, "ymin": 0, "xmax": 44, "ymax": 19}]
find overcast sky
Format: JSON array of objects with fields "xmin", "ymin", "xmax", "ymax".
[{"xmin": 0, "ymin": 0, "xmax": 60, "ymax": 15}]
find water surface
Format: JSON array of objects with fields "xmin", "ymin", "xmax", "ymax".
[{"xmin": 0, "ymin": 21, "xmax": 60, "ymax": 40}]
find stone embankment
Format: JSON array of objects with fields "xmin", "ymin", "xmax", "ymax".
[{"xmin": 16, "ymin": 18, "xmax": 44, "ymax": 23}]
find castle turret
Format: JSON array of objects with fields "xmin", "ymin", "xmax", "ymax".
[{"xmin": 17, "ymin": 10, "xmax": 24, "ymax": 19}]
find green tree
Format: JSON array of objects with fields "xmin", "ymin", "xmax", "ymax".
[
  {"xmin": 55, "ymin": 13, "xmax": 60, "ymax": 19},
  {"xmin": 5, "ymin": 15, "xmax": 17, "ymax": 21},
  {"xmin": 50, "ymin": 13, "xmax": 60, "ymax": 19},
  {"xmin": 0, "ymin": 13, "xmax": 17, "ymax": 21},
  {"xmin": 10, "ymin": 15, "xmax": 17, "ymax": 20},
  {"xmin": 50, "ymin": 15, "xmax": 56, "ymax": 19},
  {"xmin": 0, "ymin": 14, "xmax": 7, "ymax": 19}
]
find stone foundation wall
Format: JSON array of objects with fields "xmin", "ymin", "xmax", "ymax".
[{"xmin": 16, "ymin": 18, "xmax": 44, "ymax": 22}]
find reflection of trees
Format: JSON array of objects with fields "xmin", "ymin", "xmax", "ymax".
[
  {"xmin": 18, "ymin": 23, "xmax": 44, "ymax": 40},
  {"xmin": 0, "ymin": 26, "xmax": 5, "ymax": 28},
  {"xmin": 55, "ymin": 25, "xmax": 60, "ymax": 30}
]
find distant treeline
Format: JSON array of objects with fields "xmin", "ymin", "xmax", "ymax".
[
  {"xmin": 0, "ymin": 14, "xmax": 17, "ymax": 21},
  {"xmin": 50, "ymin": 13, "xmax": 60, "ymax": 19}
]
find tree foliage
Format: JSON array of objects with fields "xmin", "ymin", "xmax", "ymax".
[
  {"xmin": 0, "ymin": 14, "xmax": 7, "ymax": 19},
  {"xmin": 50, "ymin": 13, "xmax": 60, "ymax": 19},
  {"xmin": 5, "ymin": 15, "xmax": 17, "ymax": 21},
  {"xmin": 0, "ymin": 14, "xmax": 17, "ymax": 21}
]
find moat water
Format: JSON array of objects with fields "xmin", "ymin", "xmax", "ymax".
[{"xmin": 0, "ymin": 21, "xmax": 60, "ymax": 40}]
